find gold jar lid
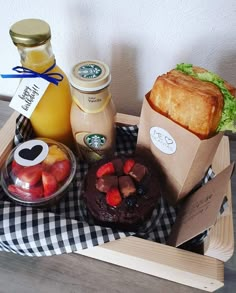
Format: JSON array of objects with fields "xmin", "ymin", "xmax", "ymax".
[
  {"xmin": 10, "ymin": 18, "xmax": 51, "ymax": 47},
  {"xmin": 70, "ymin": 60, "xmax": 111, "ymax": 92}
]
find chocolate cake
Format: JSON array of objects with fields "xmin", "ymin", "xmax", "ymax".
[{"xmin": 83, "ymin": 148, "xmax": 165, "ymax": 231}]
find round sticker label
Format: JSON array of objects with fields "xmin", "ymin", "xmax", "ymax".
[
  {"xmin": 78, "ymin": 64, "xmax": 102, "ymax": 79},
  {"xmin": 14, "ymin": 139, "xmax": 49, "ymax": 167},
  {"xmin": 150, "ymin": 127, "xmax": 176, "ymax": 155},
  {"xmin": 84, "ymin": 134, "xmax": 106, "ymax": 150}
]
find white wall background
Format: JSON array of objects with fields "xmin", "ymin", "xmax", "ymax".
[{"xmin": 0, "ymin": 0, "xmax": 236, "ymax": 116}]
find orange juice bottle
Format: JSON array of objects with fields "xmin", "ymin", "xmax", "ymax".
[{"xmin": 9, "ymin": 19, "xmax": 74, "ymax": 148}]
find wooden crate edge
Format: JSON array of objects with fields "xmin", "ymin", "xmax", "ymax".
[
  {"xmin": 76, "ymin": 236, "xmax": 224, "ymax": 292},
  {"xmin": 0, "ymin": 111, "xmax": 18, "ymax": 168},
  {"xmin": 115, "ymin": 113, "xmax": 139, "ymax": 125}
]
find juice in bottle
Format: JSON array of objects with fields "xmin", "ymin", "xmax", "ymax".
[{"xmin": 9, "ymin": 19, "xmax": 74, "ymax": 148}]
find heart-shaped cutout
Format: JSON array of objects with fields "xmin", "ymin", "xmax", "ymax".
[{"xmin": 19, "ymin": 145, "xmax": 43, "ymax": 161}]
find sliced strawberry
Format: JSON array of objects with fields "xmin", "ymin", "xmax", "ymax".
[
  {"xmin": 50, "ymin": 159, "xmax": 71, "ymax": 182},
  {"xmin": 41, "ymin": 162, "xmax": 51, "ymax": 172},
  {"xmin": 96, "ymin": 162, "xmax": 115, "ymax": 178},
  {"xmin": 11, "ymin": 160, "xmax": 24, "ymax": 176},
  {"xmin": 42, "ymin": 171, "xmax": 58, "ymax": 197},
  {"xmin": 17, "ymin": 164, "xmax": 42, "ymax": 186},
  {"xmin": 106, "ymin": 187, "xmax": 122, "ymax": 207},
  {"xmin": 123, "ymin": 159, "xmax": 135, "ymax": 174},
  {"xmin": 8, "ymin": 184, "xmax": 43, "ymax": 200}
]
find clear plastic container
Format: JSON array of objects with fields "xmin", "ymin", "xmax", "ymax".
[{"xmin": 1, "ymin": 138, "xmax": 76, "ymax": 208}]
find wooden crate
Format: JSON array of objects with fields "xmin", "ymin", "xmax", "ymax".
[{"xmin": 0, "ymin": 111, "xmax": 234, "ymax": 292}]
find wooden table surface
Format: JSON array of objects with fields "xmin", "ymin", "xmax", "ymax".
[{"xmin": 0, "ymin": 99, "xmax": 235, "ymax": 293}]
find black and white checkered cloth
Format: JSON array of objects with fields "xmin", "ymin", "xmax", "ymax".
[{"xmin": 0, "ymin": 115, "xmax": 221, "ymax": 256}]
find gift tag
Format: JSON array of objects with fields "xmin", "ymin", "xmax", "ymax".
[
  {"xmin": 167, "ymin": 163, "xmax": 235, "ymax": 247},
  {"xmin": 9, "ymin": 78, "xmax": 49, "ymax": 118}
]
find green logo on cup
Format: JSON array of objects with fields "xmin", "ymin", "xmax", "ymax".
[
  {"xmin": 79, "ymin": 64, "xmax": 102, "ymax": 79},
  {"xmin": 85, "ymin": 134, "xmax": 106, "ymax": 149}
]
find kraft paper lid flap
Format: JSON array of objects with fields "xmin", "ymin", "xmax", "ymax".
[{"xmin": 167, "ymin": 162, "xmax": 235, "ymax": 247}]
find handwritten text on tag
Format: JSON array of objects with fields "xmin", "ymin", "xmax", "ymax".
[{"xmin": 9, "ymin": 78, "xmax": 49, "ymax": 118}]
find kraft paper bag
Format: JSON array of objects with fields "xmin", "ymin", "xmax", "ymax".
[{"xmin": 137, "ymin": 92, "xmax": 223, "ymax": 204}]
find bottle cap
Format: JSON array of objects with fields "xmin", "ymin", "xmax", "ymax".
[
  {"xmin": 70, "ymin": 60, "xmax": 111, "ymax": 92},
  {"xmin": 10, "ymin": 19, "xmax": 51, "ymax": 47}
]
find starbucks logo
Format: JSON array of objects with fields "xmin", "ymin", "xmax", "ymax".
[
  {"xmin": 84, "ymin": 134, "xmax": 106, "ymax": 149},
  {"xmin": 78, "ymin": 64, "xmax": 102, "ymax": 79}
]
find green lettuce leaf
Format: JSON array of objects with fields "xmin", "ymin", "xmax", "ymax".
[{"xmin": 176, "ymin": 63, "xmax": 236, "ymax": 133}]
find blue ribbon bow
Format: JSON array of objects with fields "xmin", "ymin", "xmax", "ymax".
[{"xmin": 1, "ymin": 62, "xmax": 64, "ymax": 86}]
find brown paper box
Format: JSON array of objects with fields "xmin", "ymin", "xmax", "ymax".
[
  {"xmin": 137, "ymin": 92, "xmax": 223, "ymax": 204},
  {"xmin": 167, "ymin": 163, "xmax": 234, "ymax": 247}
]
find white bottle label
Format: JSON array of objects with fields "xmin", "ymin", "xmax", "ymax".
[
  {"xmin": 9, "ymin": 78, "xmax": 49, "ymax": 118},
  {"xmin": 73, "ymin": 92, "xmax": 111, "ymax": 114},
  {"xmin": 150, "ymin": 127, "xmax": 176, "ymax": 155}
]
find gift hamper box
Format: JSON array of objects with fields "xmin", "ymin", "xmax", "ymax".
[
  {"xmin": 0, "ymin": 109, "xmax": 234, "ymax": 292},
  {"xmin": 0, "ymin": 17, "xmax": 235, "ymax": 292}
]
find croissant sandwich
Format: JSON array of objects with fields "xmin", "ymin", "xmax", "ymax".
[{"xmin": 148, "ymin": 63, "xmax": 236, "ymax": 139}]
